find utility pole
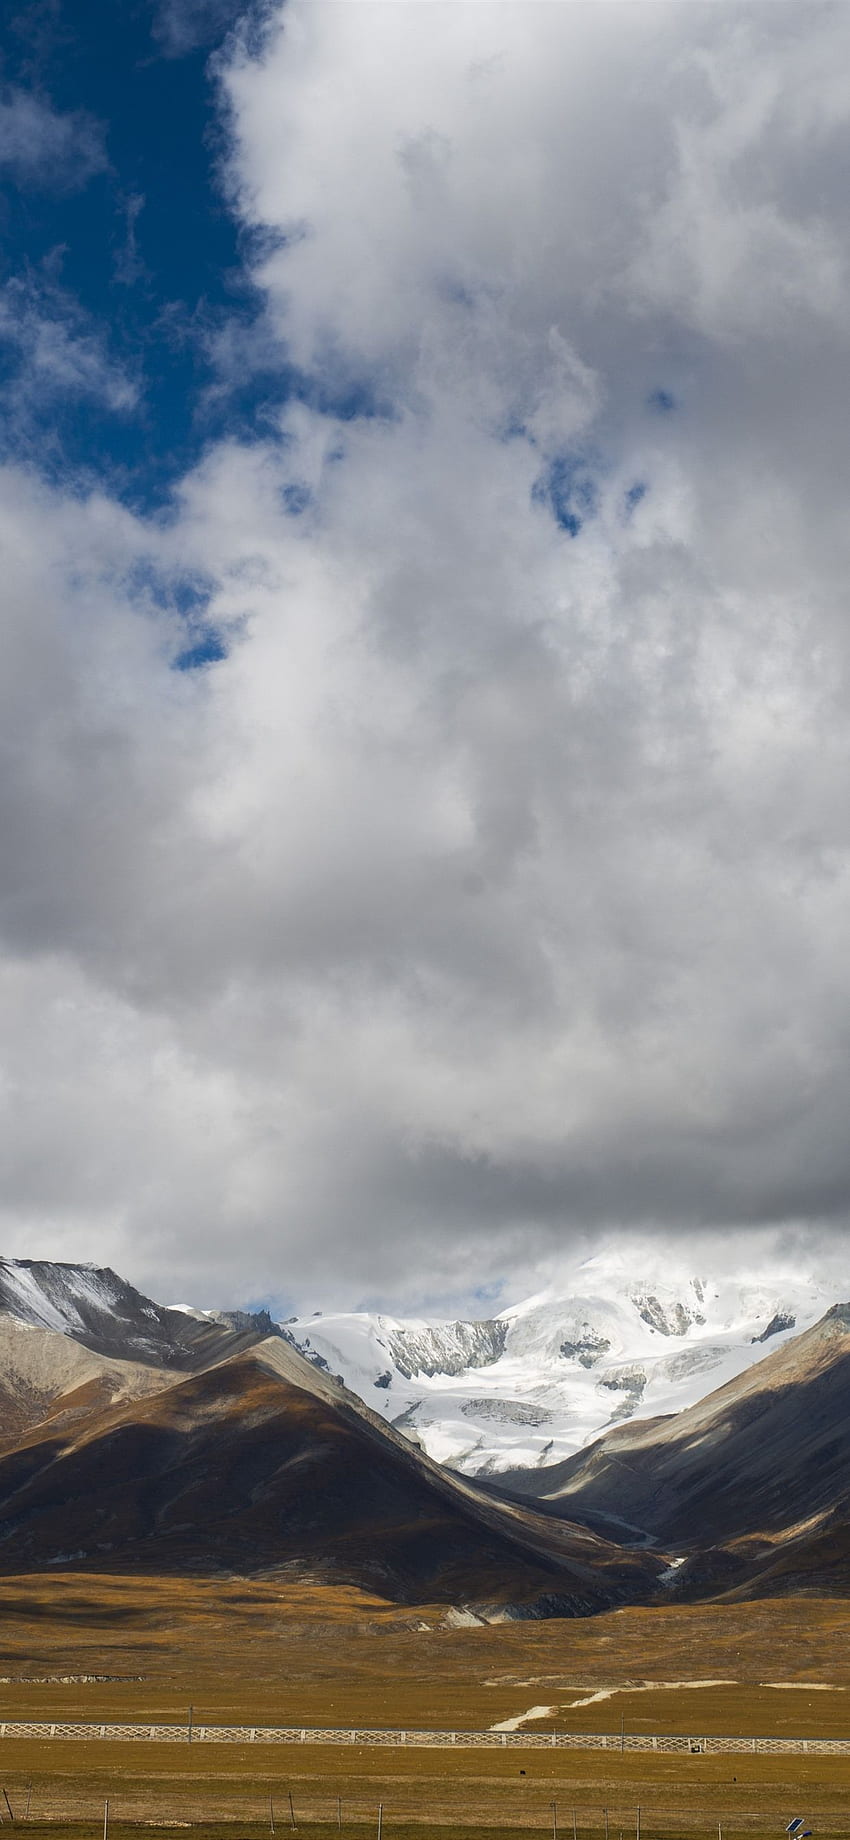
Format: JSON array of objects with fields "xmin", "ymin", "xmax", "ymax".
[
  {"xmin": 337, "ymin": 1799, "xmax": 342, "ymax": 1833},
  {"xmin": 288, "ymin": 1792, "xmax": 296, "ymax": 1831},
  {"xmin": 377, "ymin": 1804, "xmax": 383, "ymax": 1840},
  {"xmin": 269, "ymin": 1799, "xmax": 275, "ymax": 1836},
  {"xmin": 636, "ymin": 1807, "xmax": 640, "ymax": 1840},
  {"xmin": 572, "ymin": 1810, "xmax": 577, "ymax": 1840},
  {"xmin": 103, "ymin": 1801, "xmax": 109, "ymax": 1840},
  {"xmin": 604, "ymin": 1811, "xmax": 609, "ymax": 1840}
]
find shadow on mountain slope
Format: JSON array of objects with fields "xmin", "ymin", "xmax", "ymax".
[
  {"xmin": 482, "ymin": 1305, "xmax": 850, "ymax": 1599},
  {"xmin": 0, "ymin": 1341, "xmax": 662, "ymax": 1614}
]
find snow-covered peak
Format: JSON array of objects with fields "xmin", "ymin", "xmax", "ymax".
[
  {"xmin": 280, "ymin": 1251, "xmax": 847, "ymax": 1479},
  {"xmin": 0, "ymin": 1259, "xmax": 272, "ymax": 1372},
  {"xmin": 0, "ymin": 1260, "xmax": 132, "ymax": 1337}
]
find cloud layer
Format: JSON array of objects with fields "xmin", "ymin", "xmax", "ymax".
[{"xmin": 3, "ymin": 3, "xmax": 850, "ymax": 1309}]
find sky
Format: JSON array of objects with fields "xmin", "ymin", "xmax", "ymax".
[{"xmin": 1, "ymin": 0, "xmax": 850, "ymax": 1316}]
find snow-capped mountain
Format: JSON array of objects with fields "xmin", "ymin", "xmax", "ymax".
[
  {"xmin": 0, "ymin": 1249, "xmax": 845, "ymax": 1487},
  {"xmin": 0, "ymin": 1258, "xmax": 273, "ymax": 1371},
  {"xmin": 283, "ymin": 1247, "xmax": 848, "ymax": 1477}
]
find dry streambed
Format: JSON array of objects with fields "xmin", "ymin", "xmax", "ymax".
[{"xmin": 487, "ymin": 1681, "xmax": 850, "ymax": 1736}]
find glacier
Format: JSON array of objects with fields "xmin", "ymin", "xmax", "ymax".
[{"xmin": 282, "ymin": 1245, "xmax": 847, "ymax": 1476}]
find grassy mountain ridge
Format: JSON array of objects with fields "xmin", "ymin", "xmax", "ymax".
[{"xmin": 0, "ymin": 1334, "xmax": 662, "ymax": 1612}]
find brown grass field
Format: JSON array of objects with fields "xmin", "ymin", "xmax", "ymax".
[{"xmin": 0, "ymin": 1576, "xmax": 849, "ymax": 1840}]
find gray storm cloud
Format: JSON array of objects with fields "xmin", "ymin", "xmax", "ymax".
[{"xmin": 2, "ymin": 2, "xmax": 850, "ymax": 1309}]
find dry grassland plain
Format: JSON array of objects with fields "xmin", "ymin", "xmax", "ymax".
[{"xmin": 0, "ymin": 1577, "xmax": 849, "ymax": 1840}]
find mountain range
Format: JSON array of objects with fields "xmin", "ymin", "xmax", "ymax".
[
  {"xmin": 0, "ymin": 1259, "xmax": 660, "ymax": 1616},
  {"xmin": 0, "ymin": 1253, "xmax": 848, "ymax": 1613},
  {"xmin": 279, "ymin": 1247, "xmax": 844, "ymax": 1476}
]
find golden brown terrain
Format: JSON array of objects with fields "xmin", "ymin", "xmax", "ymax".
[
  {"xmin": 1, "ymin": 1296, "xmax": 850, "ymax": 1840},
  {"xmin": 0, "ymin": 1576, "xmax": 849, "ymax": 1840}
]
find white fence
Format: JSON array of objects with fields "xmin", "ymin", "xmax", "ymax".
[{"xmin": 0, "ymin": 1723, "xmax": 846, "ymax": 1756}]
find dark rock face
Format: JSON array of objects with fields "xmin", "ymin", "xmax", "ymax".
[
  {"xmin": 461, "ymin": 1399, "xmax": 551, "ymax": 1427},
  {"xmin": 560, "ymin": 1326, "xmax": 612, "ymax": 1368},
  {"xmin": 217, "ymin": 1308, "xmax": 282, "ymax": 1339},
  {"xmin": 0, "ymin": 1260, "xmax": 269, "ymax": 1371},
  {"xmin": 632, "ymin": 1292, "xmax": 705, "ymax": 1336},
  {"xmin": 751, "ymin": 1311, "xmax": 796, "ymax": 1344},
  {"xmin": 596, "ymin": 1366, "xmax": 648, "ymax": 1420},
  {"xmin": 385, "ymin": 1320, "xmax": 509, "ymax": 1379}
]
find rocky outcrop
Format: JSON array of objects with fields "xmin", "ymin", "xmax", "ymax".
[{"xmin": 384, "ymin": 1319, "xmax": 508, "ymax": 1379}]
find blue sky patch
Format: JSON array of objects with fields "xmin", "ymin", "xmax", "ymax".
[
  {"xmin": 174, "ymin": 624, "xmax": 228, "ymax": 671},
  {"xmin": 281, "ymin": 482, "xmax": 312, "ymax": 516},
  {"xmin": 0, "ymin": 0, "xmax": 281, "ymax": 510},
  {"xmin": 127, "ymin": 559, "xmax": 214, "ymax": 615},
  {"xmin": 533, "ymin": 452, "xmax": 599, "ymax": 538},
  {"xmin": 125, "ymin": 559, "xmax": 226, "ymax": 669}
]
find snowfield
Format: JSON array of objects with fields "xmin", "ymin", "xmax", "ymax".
[{"xmin": 283, "ymin": 1247, "xmax": 848, "ymax": 1476}]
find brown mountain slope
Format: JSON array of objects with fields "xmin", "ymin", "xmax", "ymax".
[
  {"xmin": 0, "ymin": 1318, "xmax": 178, "ymax": 1454},
  {"xmin": 0, "ymin": 1337, "xmax": 662, "ymax": 1613},
  {"xmin": 486, "ymin": 1305, "xmax": 850, "ymax": 1592}
]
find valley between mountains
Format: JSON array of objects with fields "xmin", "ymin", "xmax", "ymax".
[
  {"xmin": 0, "ymin": 1255, "xmax": 848, "ymax": 1610},
  {"xmin": 0, "ymin": 1258, "xmax": 850, "ymax": 1840}
]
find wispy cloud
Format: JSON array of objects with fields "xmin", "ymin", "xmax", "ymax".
[
  {"xmin": 0, "ymin": 88, "xmax": 106, "ymax": 191},
  {"xmin": 113, "ymin": 193, "xmax": 147, "ymax": 289},
  {"xmin": 0, "ymin": 274, "xmax": 138, "ymax": 454},
  {"xmin": 151, "ymin": 0, "xmax": 254, "ymax": 58}
]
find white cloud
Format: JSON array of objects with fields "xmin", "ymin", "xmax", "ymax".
[
  {"xmin": 152, "ymin": 0, "xmax": 249, "ymax": 57},
  {"xmin": 3, "ymin": 3, "xmax": 850, "ymax": 1311},
  {"xmin": 0, "ymin": 89, "xmax": 106, "ymax": 190},
  {"xmin": 0, "ymin": 278, "xmax": 138, "ymax": 426}
]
